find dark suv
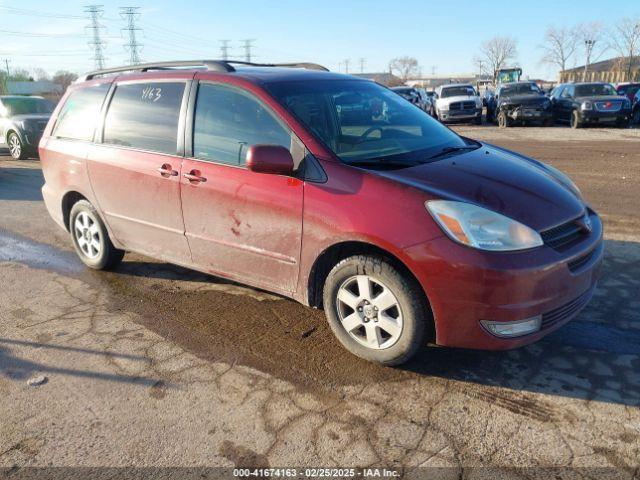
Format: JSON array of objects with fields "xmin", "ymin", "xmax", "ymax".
[
  {"xmin": 0, "ymin": 95, "xmax": 55, "ymax": 159},
  {"xmin": 39, "ymin": 60, "xmax": 602, "ymax": 365},
  {"xmin": 486, "ymin": 81, "xmax": 553, "ymax": 127},
  {"xmin": 550, "ymin": 82, "xmax": 632, "ymax": 128}
]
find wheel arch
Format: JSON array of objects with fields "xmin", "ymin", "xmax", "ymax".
[{"xmin": 61, "ymin": 191, "xmax": 89, "ymax": 231}]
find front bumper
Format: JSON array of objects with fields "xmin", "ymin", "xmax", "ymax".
[
  {"xmin": 439, "ymin": 108, "xmax": 482, "ymax": 122},
  {"xmin": 510, "ymin": 108, "xmax": 553, "ymax": 122},
  {"xmin": 403, "ymin": 211, "xmax": 603, "ymax": 350},
  {"xmin": 580, "ymin": 109, "xmax": 631, "ymax": 124}
]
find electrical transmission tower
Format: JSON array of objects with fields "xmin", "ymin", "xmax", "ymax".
[
  {"xmin": 359, "ymin": 58, "xmax": 366, "ymax": 73},
  {"xmin": 241, "ymin": 39, "xmax": 256, "ymax": 62},
  {"xmin": 343, "ymin": 59, "xmax": 350, "ymax": 73},
  {"xmin": 84, "ymin": 5, "xmax": 106, "ymax": 70},
  {"xmin": 120, "ymin": 7, "xmax": 143, "ymax": 65},
  {"xmin": 219, "ymin": 40, "xmax": 230, "ymax": 60}
]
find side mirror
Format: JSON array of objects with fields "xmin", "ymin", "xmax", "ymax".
[{"xmin": 246, "ymin": 145, "xmax": 294, "ymax": 175}]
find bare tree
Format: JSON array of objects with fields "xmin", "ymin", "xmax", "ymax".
[
  {"xmin": 476, "ymin": 37, "xmax": 518, "ymax": 81},
  {"xmin": 608, "ymin": 17, "xmax": 640, "ymax": 80},
  {"xmin": 388, "ymin": 56, "xmax": 419, "ymax": 82},
  {"xmin": 539, "ymin": 26, "xmax": 579, "ymax": 74},
  {"xmin": 577, "ymin": 22, "xmax": 608, "ymax": 74},
  {"xmin": 52, "ymin": 70, "xmax": 79, "ymax": 92},
  {"xmin": 32, "ymin": 68, "xmax": 50, "ymax": 82}
]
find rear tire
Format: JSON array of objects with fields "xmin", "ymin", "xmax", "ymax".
[
  {"xmin": 8, "ymin": 132, "xmax": 27, "ymax": 160},
  {"xmin": 570, "ymin": 110, "xmax": 583, "ymax": 129},
  {"xmin": 69, "ymin": 200, "xmax": 124, "ymax": 270},
  {"xmin": 322, "ymin": 255, "xmax": 430, "ymax": 366}
]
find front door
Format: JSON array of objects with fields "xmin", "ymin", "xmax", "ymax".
[
  {"xmin": 180, "ymin": 81, "xmax": 303, "ymax": 293},
  {"xmin": 87, "ymin": 79, "xmax": 191, "ymax": 263}
]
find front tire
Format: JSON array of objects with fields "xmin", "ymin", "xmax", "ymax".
[
  {"xmin": 70, "ymin": 200, "xmax": 124, "ymax": 270},
  {"xmin": 8, "ymin": 132, "xmax": 27, "ymax": 160},
  {"xmin": 322, "ymin": 255, "xmax": 430, "ymax": 366},
  {"xmin": 497, "ymin": 111, "xmax": 510, "ymax": 128},
  {"xmin": 570, "ymin": 110, "xmax": 583, "ymax": 129}
]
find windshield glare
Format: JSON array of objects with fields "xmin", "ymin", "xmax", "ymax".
[
  {"xmin": 575, "ymin": 84, "xmax": 616, "ymax": 97},
  {"xmin": 266, "ymin": 80, "xmax": 469, "ymax": 166},
  {"xmin": 440, "ymin": 86, "xmax": 475, "ymax": 98},
  {"xmin": 1, "ymin": 97, "xmax": 54, "ymax": 116},
  {"xmin": 500, "ymin": 83, "xmax": 541, "ymax": 96}
]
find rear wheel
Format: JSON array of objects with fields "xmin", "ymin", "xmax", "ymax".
[
  {"xmin": 8, "ymin": 132, "xmax": 27, "ymax": 160},
  {"xmin": 570, "ymin": 110, "xmax": 583, "ymax": 129},
  {"xmin": 69, "ymin": 200, "xmax": 124, "ymax": 270},
  {"xmin": 322, "ymin": 255, "xmax": 430, "ymax": 365}
]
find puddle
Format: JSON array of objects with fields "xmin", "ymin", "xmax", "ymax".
[{"xmin": 0, "ymin": 228, "xmax": 82, "ymax": 274}]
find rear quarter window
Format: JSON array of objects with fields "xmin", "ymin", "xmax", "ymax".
[
  {"xmin": 103, "ymin": 82, "xmax": 185, "ymax": 154},
  {"xmin": 52, "ymin": 83, "xmax": 111, "ymax": 141}
]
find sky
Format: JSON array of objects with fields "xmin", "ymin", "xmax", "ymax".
[{"xmin": 0, "ymin": 0, "xmax": 638, "ymax": 81}]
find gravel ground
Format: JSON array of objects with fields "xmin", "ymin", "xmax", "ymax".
[{"xmin": 0, "ymin": 126, "xmax": 639, "ymax": 478}]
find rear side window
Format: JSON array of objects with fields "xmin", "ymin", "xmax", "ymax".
[
  {"xmin": 193, "ymin": 83, "xmax": 291, "ymax": 166},
  {"xmin": 103, "ymin": 82, "xmax": 185, "ymax": 154},
  {"xmin": 53, "ymin": 83, "xmax": 110, "ymax": 141}
]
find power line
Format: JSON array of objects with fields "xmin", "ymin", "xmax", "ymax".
[
  {"xmin": 84, "ymin": 5, "xmax": 106, "ymax": 70},
  {"xmin": 219, "ymin": 40, "xmax": 231, "ymax": 60},
  {"xmin": 120, "ymin": 7, "xmax": 143, "ymax": 65},
  {"xmin": 241, "ymin": 39, "xmax": 256, "ymax": 62},
  {"xmin": 0, "ymin": 6, "xmax": 85, "ymax": 19}
]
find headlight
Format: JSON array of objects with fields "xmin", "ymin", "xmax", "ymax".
[
  {"xmin": 542, "ymin": 99, "xmax": 551, "ymax": 109},
  {"xmin": 438, "ymin": 102, "xmax": 449, "ymax": 111},
  {"xmin": 426, "ymin": 200, "xmax": 543, "ymax": 251},
  {"xmin": 581, "ymin": 101, "xmax": 593, "ymax": 111},
  {"xmin": 624, "ymin": 98, "xmax": 631, "ymax": 109},
  {"xmin": 475, "ymin": 98, "xmax": 482, "ymax": 108}
]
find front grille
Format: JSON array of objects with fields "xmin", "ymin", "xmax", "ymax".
[
  {"xmin": 568, "ymin": 248, "xmax": 597, "ymax": 273},
  {"xmin": 540, "ymin": 217, "xmax": 586, "ymax": 250},
  {"xmin": 594, "ymin": 100, "xmax": 622, "ymax": 112},
  {"xmin": 541, "ymin": 286, "xmax": 595, "ymax": 330},
  {"xmin": 449, "ymin": 101, "xmax": 476, "ymax": 111}
]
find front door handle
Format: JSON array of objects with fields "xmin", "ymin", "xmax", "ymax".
[
  {"xmin": 183, "ymin": 170, "xmax": 207, "ymax": 183},
  {"xmin": 158, "ymin": 164, "xmax": 178, "ymax": 177}
]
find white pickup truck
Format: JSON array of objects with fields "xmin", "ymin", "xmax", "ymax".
[{"xmin": 434, "ymin": 84, "xmax": 483, "ymax": 124}]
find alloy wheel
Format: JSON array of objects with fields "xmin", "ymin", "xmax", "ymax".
[
  {"xmin": 8, "ymin": 134, "xmax": 22, "ymax": 159},
  {"xmin": 336, "ymin": 275, "xmax": 403, "ymax": 350},
  {"xmin": 74, "ymin": 212, "xmax": 101, "ymax": 259}
]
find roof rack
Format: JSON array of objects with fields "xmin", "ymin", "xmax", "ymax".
[{"xmin": 78, "ymin": 59, "xmax": 329, "ymax": 82}]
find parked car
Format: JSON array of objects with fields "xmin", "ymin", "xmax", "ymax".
[
  {"xmin": 0, "ymin": 95, "xmax": 55, "ymax": 159},
  {"xmin": 633, "ymin": 96, "xmax": 640, "ymax": 125},
  {"xmin": 616, "ymin": 82, "xmax": 640, "ymax": 102},
  {"xmin": 390, "ymin": 86, "xmax": 429, "ymax": 113},
  {"xmin": 40, "ymin": 60, "xmax": 602, "ymax": 365},
  {"xmin": 486, "ymin": 81, "xmax": 553, "ymax": 127},
  {"xmin": 415, "ymin": 88, "xmax": 435, "ymax": 116},
  {"xmin": 433, "ymin": 84, "xmax": 482, "ymax": 124},
  {"xmin": 550, "ymin": 82, "xmax": 632, "ymax": 128}
]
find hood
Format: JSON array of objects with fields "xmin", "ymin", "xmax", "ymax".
[
  {"xmin": 11, "ymin": 113, "xmax": 51, "ymax": 122},
  {"xmin": 575, "ymin": 94, "xmax": 625, "ymax": 103},
  {"xmin": 499, "ymin": 94, "xmax": 547, "ymax": 106},
  {"xmin": 375, "ymin": 144, "xmax": 585, "ymax": 232},
  {"xmin": 437, "ymin": 95, "xmax": 478, "ymax": 106}
]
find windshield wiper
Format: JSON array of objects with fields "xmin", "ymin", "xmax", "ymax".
[
  {"xmin": 346, "ymin": 158, "xmax": 421, "ymax": 168},
  {"xmin": 427, "ymin": 145, "xmax": 478, "ymax": 160}
]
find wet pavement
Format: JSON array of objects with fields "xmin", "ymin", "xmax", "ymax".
[{"xmin": 0, "ymin": 128, "xmax": 639, "ymax": 476}]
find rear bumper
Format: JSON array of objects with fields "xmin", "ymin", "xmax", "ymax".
[
  {"xmin": 403, "ymin": 212, "xmax": 603, "ymax": 350},
  {"xmin": 42, "ymin": 182, "xmax": 66, "ymax": 231}
]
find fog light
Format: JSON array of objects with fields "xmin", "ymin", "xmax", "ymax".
[{"xmin": 480, "ymin": 316, "xmax": 542, "ymax": 338}]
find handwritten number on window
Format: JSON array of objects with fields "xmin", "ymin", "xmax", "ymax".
[{"xmin": 141, "ymin": 86, "xmax": 162, "ymax": 102}]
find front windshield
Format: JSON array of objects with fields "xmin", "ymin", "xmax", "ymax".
[
  {"xmin": 1, "ymin": 97, "xmax": 54, "ymax": 116},
  {"xmin": 500, "ymin": 83, "xmax": 541, "ymax": 96},
  {"xmin": 575, "ymin": 84, "xmax": 616, "ymax": 97},
  {"xmin": 266, "ymin": 80, "xmax": 470, "ymax": 166},
  {"xmin": 440, "ymin": 86, "xmax": 475, "ymax": 98}
]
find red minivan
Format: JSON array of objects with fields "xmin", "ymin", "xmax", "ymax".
[{"xmin": 40, "ymin": 60, "xmax": 603, "ymax": 365}]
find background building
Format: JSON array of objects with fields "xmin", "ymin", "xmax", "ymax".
[{"xmin": 560, "ymin": 57, "xmax": 640, "ymax": 84}]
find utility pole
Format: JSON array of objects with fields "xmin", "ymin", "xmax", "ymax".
[
  {"xmin": 241, "ymin": 39, "xmax": 256, "ymax": 63},
  {"xmin": 430, "ymin": 65, "xmax": 436, "ymax": 76},
  {"xmin": 584, "ymin": 39, "xmax": 595, "ymax": 80},
  {"xmin": 4, "ymin": 59, "xmax": 10, "ymax": 76},
  {"xmin": 358, "ymin": 58, "xmax": 366, "ymax": 73},
  {"xmin": 219, "ymin": 40, "xmax": 230, "ymax": 60},
  {"xmin": 343, "ymin": 59, "xmax": 350, "ymax": 73},
  {"xmin": 120, "ymin": 7, "xmax": 143, "ymax": 65},
  {"xmin": 84, "ymin": 5, "xmax": 106, "ymax": 70}
]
